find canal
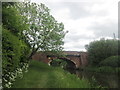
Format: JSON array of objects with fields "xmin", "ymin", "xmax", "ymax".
[{"xmin": 66, "ymin": 69, "xmax": 119, "ymax": 88}]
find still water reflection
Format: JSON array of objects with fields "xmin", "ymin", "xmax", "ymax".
[{"xmin": 66, "ymin": 69, "xmax": 119, "ymax": 88}]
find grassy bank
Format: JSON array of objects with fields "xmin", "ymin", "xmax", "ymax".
[{"xmin": 12, "ymin": 60, "xmax": 91, "ymax": 88}]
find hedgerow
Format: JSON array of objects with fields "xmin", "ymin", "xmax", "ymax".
[{"xmin": 2, "ymin": 28, "xmax": 30, "ymax": 88}]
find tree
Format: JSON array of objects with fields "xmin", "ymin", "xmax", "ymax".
[
  {"xmin": 85, "ymin": 39, "xmax": 119, "ymax": 66},
  {"xmin": 16, "ymin": 2, "xmax": 66, "ymax": 59}
]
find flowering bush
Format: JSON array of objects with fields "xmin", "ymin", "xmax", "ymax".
[
  {"xmin": 3, "ymin": 63, "xmax": 29, "ymax": 88},
  {"xmin": 0, "ymin": 78, "xmax": 2, "ymax": 89}
]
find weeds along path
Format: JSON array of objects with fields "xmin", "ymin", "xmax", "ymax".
[{"xmin": 12, "ymin": 60, "xmax": 91, "ymax": 88}]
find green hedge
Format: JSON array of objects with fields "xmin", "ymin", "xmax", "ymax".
[
  {"xmin": 3, "ymin": 28, "xmax": 21, "ymax": 72},
  {"xmin": 2, "ymin": 28, "xmax": 30, "ymax": 87}
]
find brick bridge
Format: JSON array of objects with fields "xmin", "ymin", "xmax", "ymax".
[{"xmin": 32, "ymin": 51, "xmax": 88, "ymax": 69}]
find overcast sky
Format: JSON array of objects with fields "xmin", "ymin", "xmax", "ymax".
[{"xmin": 31, "ymin": 0, "xmax": 118, "ymax": 51}]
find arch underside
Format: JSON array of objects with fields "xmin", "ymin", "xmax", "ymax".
[
  {"xmin": 48, "ymin": 57, "xmax": 79, "ymax": 69},
  {"xmin": 58, "ymin": 58, "xmax": 77, "ymax": 69}
]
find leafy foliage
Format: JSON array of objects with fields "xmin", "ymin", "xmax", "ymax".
[
  {"xmin": 2, "ymin": 2, "xmax": 30, "ymax": 88},
  {"xmin": 16, "ymin": 2, "xmax": 66, "ymax": 58},
  {"xmin": 2, "ymin": 28, "xmax": 22, "ymax": 72},
  {"xmin": 99, "ymin": 56, "xmax": 120, "ymax": 67},
  {"xmin": 2, "ymin": 2, "xmax": 28, "ymax": 36},
  {"xmin": 85, "ymin": 39, "xmax": 119, "ymax": 66},
  {"xmin": 3, "ymin": 63, "xmax": 29, "ymax": 88},
  {"xmin": 2, "ymin": 28, "xmax": 30, "ymax": 88},
  {"xmin": 98, "ymin": 66, "xmax": 115, "ymax": 73}
]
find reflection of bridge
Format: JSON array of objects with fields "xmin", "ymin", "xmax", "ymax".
[{"xmin": 32, "ymin": 51, "xmax": 88, "ymax": 69}]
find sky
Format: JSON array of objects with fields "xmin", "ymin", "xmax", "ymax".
[{"xmin": 30, "ymin": 0, "xmax": 119, "ymax": 51}]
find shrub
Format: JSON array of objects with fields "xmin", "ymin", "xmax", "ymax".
[
  {"xmin": 98, "ymin": 66, "xmax": 115, "ymax": 73},
  {"xmin": 2, "ymin": 28, "xmax": 30, "ymax": 88},
  {"xmin": 99, "ymin": 56, "xmax": 120, "ymax": 67},
  {"xmin": 86, "ymin": 39, "xmax": 119, "ymax": 66},
  {"xmin": 2, "ymin": 28, "xmax": 22, "ymax": 72},
  {"xmin": 2, "ymin": 2, "xmax": 30, "ymax": 88}
]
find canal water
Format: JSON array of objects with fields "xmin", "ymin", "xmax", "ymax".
[{"xmin": 66, "ymin": 69, "xmax": 119, "ymax": 88}]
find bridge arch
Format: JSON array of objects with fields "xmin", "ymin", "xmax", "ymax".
[
  {"xmin": 58, "ymin": 57, "xmax": 77, "ymax": 69},
  {"xmin": 32, "ymin": 51, "xmax": 88, "ymax": 69},
  {"xmin": 48, "ymin": 57, "xmax": 78, "ymax": 69}
]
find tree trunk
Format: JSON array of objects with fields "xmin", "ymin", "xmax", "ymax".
[{"xmin": 28, "ymin": 46, "xmax": 40, "ymax": 60}]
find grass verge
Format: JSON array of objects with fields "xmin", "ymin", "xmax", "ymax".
[{"xmin": 12, "ymin": 60, "xmax": 91, "ymax": 88}]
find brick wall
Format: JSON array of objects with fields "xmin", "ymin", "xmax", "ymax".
[{"xmin": 32, "ymin": 52, "xmax": 50, "ymax": 63}]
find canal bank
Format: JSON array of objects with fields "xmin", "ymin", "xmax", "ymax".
[{"xmin": 66, "ymin": 69, "xmax": 119, "ymax": 88}]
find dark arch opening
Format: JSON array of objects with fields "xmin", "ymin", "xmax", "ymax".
[
  {"xmin": 48, "ymin": 56, "xmax": 77, "ymax": 69},
  {"xmin": 50, "ymin": 58, "xmax": 76, "ymax": 69},
  {"xmin": 59, "ymin": 58, "xmax": 76, "ymax": 69}
]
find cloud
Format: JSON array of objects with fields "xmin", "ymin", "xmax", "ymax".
[
  {"xmin": 64, "ymin": 38, "xmax": 92, "ymax": 51},
  {"xmin": 60, "ymin": 2, "xmax": 92, "ymax": 19},
  {"xmin": 90, "ymin": 22, "xmax": 118, "ymax": 38},
  {"xmin": 31, "ymin": 0, "xmax": 118, "ymax": 51}
]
